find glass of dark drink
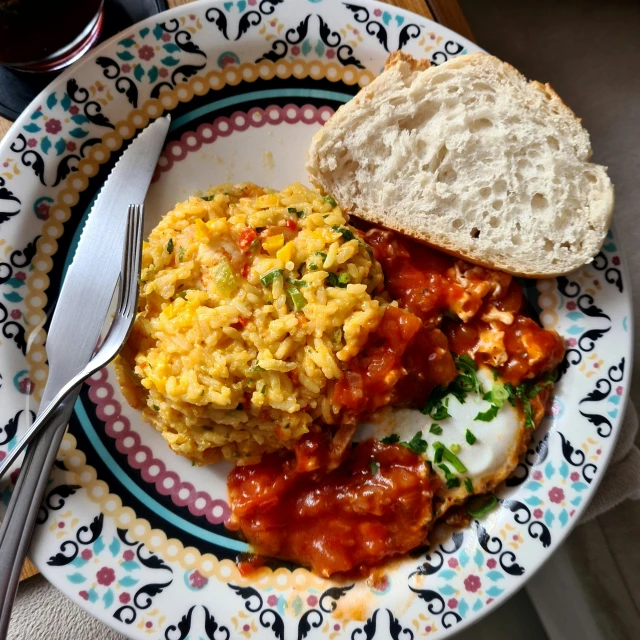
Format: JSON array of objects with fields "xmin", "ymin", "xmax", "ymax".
[{"xmin": 0, "ymin": 0, "xmax": 104, "ymax": 72}]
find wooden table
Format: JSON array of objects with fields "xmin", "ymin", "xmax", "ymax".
[{"xmin": 4, "ymin": 0, "xmax": 471, "ymax": 583}]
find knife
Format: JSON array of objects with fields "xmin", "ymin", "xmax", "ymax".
[{"xmin": 0, "ymin": 115, "xmax": 170, "ymax": 636}]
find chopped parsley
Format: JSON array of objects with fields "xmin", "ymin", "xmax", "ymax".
[
  {"xmin": 152, "ymin": 404, "xmax": 159, "ymax": 411},
  {"xmin": 421, "ymin": 354, "xmax": 482, "ymax": 418},
  {"xmin": 287, "ymin": 207, "xmax": 297, "ymax": 213},
  {"xmin": 474, "ymin": 381, "xmax": 512, "ymax": 422},
  {"xmin": 429, "ymin": 424, "xmax": 443, "ymax": 436},
  {"xmin": 465, "ymin": 429, "xmax": 477, "ymax": 445},
  {"xmin": 431, "ymin": 397, "xmax": 451, "ymax": 420},
  {"xmin": 178, "ymin": 246, "xmax": 186, "ymax": 262},
  {"xmin": 438, "ymin": 463, "xmax": 461, "ymax": 489},
  {"xmin": 380, "ymin": 433, "xmax": 400, "ymax": 444},
  {"xmin": 166, "ymin": 238, "xmax": 174, "ymax": 254},
  {"xmin": 400, "ymin": 431, "xmax": 428, "ymax": 455},
  {"xmin": 326, "ymin": 272, "xmax": 349, "ymax": 288},
  {"xmin": 526, "ymin": 372, "xmax": 557, "ymax": 399},
  {"xmin": 464, "ymin": 478, "xmax": 474, "ymax": 493},
  {"xmin": 247, "ymin": 364, "xmax": 265, "ymax": 373},
  {"xmin": 433, "ymin": 442, "xmax": 468, "ymax": 473},
  {"xmin": 324, "ymin": 195, "xmax": 337, "ymax": 207},
  {"xmin": 200, "ymin": 194, "xmax": 215, "ymax": 201},
  {"xmin": 309, "ymin": 251, "xmax": 327, "ymax": 271},
  {"xmin": 475, "ymin": 404, "xmax": 500, "ymax": 422},
  {"xmin": 369, "ymin": 459, "xmax": 380, "ymax": 476},
  {"xmin": 331, "ymin": 225, "xmax": 355, "ymax": 241}
]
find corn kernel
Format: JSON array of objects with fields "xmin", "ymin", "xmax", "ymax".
[
  {"xmin": 276, "ymin": 241, "xmax": 295, "ymax": 263},
  {"xmin": 194, "ymin": 218, "xmax": 211, "ymax": 242},
  {"xmin": 262, "ymin": 234, "xmax": 284, "ymax": 255},
  {"xmin": 256, "ymin": 194, "xmax": 279, "ymax": 208}
]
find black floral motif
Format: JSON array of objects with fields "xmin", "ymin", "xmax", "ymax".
[
  {"xmin": 110, "ymin": 527, "xmax": 173, "ymax": 624},
  {"xmin": 45, "ymin": 519, "xmax": 174, "ymax": 624},
  {"xmin": 164, "ymin": 605, "xmax": 231, "ymax": 640},
  {"xmin": 96, "ymin": 21, "xmax": 207, "ymax": 106},
  {"xmin": 577, "ymin": 357, "xmax": 625, "ymax": 438},
  {"xmin": 250, "ymin": 13, "xmax": 364, "ymax": 67},
  {"xmin": 229, "ymin": 581, "xmax": 354, "ymax": 639},
  {"xmin": 0, "ymin": 409, "xmax": 33, "ymax": 446},
  {"xmin": 556, "ymin": 274, "xmax": 613, "ymax": 379},
  {"xmin": 37, "ymin": 483, "xmax": 81, "ymax": 525},
  {"xmin": 351, "ymin": 609, "xmax": 414, "ymax": 640},
  {"xmin": 0, "ymin": 176, "xmax": 21, "ymax": 225},
  {"xmin": 592, "ymin": 251, "xmax": 623, "ymax": 293},
  {"xmin": 344, "ymin": 3, "xmax": 423, "ymax": 53},
  {"xmin": 430, "ymin": 40, "xmax": 466, "ymax": 66},
  {"xmin": 9, "ymin": 134, "xmax": 46, "ymax": 186},
  {"xmin": 0, "ymin": 236, "xmax": 39, "ymax": 354},
  {"xmin": 206, "ymin": 0, "xmax": 284, "ymax": 41}
]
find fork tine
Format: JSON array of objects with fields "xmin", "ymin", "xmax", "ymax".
[{"xmin": 126, "ymin": 204, "xmax": 144, "ymax": 317}]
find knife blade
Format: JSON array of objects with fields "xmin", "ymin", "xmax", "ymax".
[{"xmin": 0, "ymin": 115, "xmax": 170, "ymax": 635}]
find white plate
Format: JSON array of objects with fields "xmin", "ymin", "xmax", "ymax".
[{"xmin": 0, "ymin": 1, "xmax": 632, "ymax": 637}]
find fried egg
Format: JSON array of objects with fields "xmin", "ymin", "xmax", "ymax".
[{"xmin": 355, "ymin": 367, "xmax": 528, "ymax": 511}]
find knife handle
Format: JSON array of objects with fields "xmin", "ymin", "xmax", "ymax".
[{"xmin": 0, "ymin": 393, "xmax": 78, "ymax": 639}]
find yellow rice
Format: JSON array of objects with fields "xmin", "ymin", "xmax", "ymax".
[{"xmin": 116, "ymin": 182, "xmax": 386, "ymax": 464}]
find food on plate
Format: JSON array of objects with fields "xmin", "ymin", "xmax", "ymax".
[
  {"xmin": 306, "ymin": 52, "xmax": 614, "ymax": 277},
  {"xmin": 117, "ymin": 48, "xmax": 593, "ymax": 576},
  {"xmin": 116, "ymin": 183, "xmax": 384, "ymax": 465},
  {"xmin": 226, "ymin": 225, "xmax": 563, "ymax": 575},
  {"xmin": 118, "ymin": 183, "xmax": 564, "ymax": 574},
  {"xmin": 115, "ymin": 180, "xmax": 565, "ymax": 575}
]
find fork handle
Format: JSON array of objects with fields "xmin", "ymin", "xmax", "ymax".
[
  {"xmin": 0, "ymin": 393, "xmax": 78, "ymax": 639},
  {"xmin": 0, "ymin": 382, "xmax": 83, "ymax": 481}
]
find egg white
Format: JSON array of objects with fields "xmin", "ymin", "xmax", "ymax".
[{"xmin": 355, "ymin": 367, "xmax": 527, "ymax": 509}]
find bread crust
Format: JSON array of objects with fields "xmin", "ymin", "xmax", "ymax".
[{"xmin": 307, "ymin": 52, "xmax": 614, "ymax": 278}]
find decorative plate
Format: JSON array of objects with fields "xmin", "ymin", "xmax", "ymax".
[{"xmin": 0, "ymin": 1, "xmax": 632, "ymax": 638}]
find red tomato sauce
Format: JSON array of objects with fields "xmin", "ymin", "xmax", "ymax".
[
  {"xmin": 227, "ymin": 438, "xmax": 440, "ymax": 577},
  {"xmin": 364, "ymin": 229, "xmax": 564, "ymax": 386}
]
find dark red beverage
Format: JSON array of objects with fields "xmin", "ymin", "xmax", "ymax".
[{"xmin": 0, "ymin": 0, "xmax": 104, "ymax": 71}]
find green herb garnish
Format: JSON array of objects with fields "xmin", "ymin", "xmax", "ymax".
[
  {"xmin": 429, "ymin": 424, "xmax": 443, "ymax": 435},
  {"xmin": 380, "ymin": 433, "xmax": 400, "ymax": 444},
  {"xmin": 178, "ymin": 246, "xmax": 186, "ymax": 262},
  {"xmin": 325, "ymin": 196, "xmax": 337, "ymax": 207},
  {"xmin": 467, "ymin": 494, "xmax": 498, "ymax": 518},
  {"xmin": 450, "ymin": 443, "xmax": 461, "ymax": 454},
  {"xmin": 369, "ymin": 459, "xmax": 380, "ymax": 476},
  {"xmin": 464, "ymin": 478, "xmax": 474, "ymax": 494},
  {"xmin": 200, "ymin": 195, "xmax": 215, "ymax": 201},
  {"xmin": 433, "ymin": 441, "xmax": 468, "ymax": 473},
  {"xmin": 465, "ymin": 429, "xmax": 477, "ymax": 445},
  {"xmin": 331, "ymin": 225, "xmax": 355, "ymax": 241},
  {"xmin": 260, "ymin": 268, "xmax": 284, "ymax": 286},
  {"xmin": 438, "ymin": 463, "xmax": 461, "ymax": 489},
  {"xmin": 400, "ymin": 432, "xmax": 428, "ymax": 455},
  {"xmin": 325, "ymin": 272, "xmax": 349, "ymax": 288},
  {"xmin": 288, "ymin": 207, "xmax": 297, "ymax": 214},
  {"xmin": 166, "ymin": 238, "xmax": 174, "ymax": 254},
  {"xmin": 286, "ymin": 276, "xmax": 309, "ymax": 288},
  {"xmin": 152, "ymin": 404, "xmax": 159, "ymax": 411},
  {"xmin": 285, "ymin": 286, "xmax": 306, "ymax": 311}
]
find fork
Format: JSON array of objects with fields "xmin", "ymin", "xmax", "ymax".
[{"xmin": 0, "ymin": 205, "xmax": 143, "ymax": 482}]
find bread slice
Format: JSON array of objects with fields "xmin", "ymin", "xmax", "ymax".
[{"xmin": 306, "ymin": 52, "xmax": 614, "ymax": 277}]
